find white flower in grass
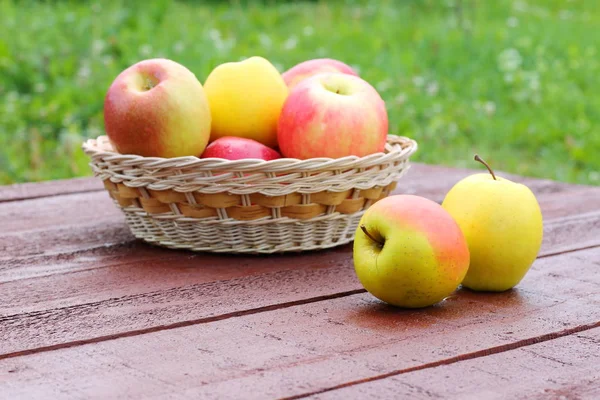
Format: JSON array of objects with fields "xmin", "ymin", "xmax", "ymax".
[
  {"xmin": 259, "ymin": 34, "xmax": 272, "ymax": 49},
  {"xmin": 559, "ymin": 10, "xmax": 573, "ymax": 20},
  {"xmin": 7, "ymin": 91, "xmax": 19, "ymax": 102},
  {"xmin": 448, "ymin": 123, "xmax": 458, "ymax": 137},
  {"xmin": 102, "ymin": 55, "xmax": 113, "ymax": 66},
  {"xmin": 484, "ymin": 101, "xmax": 496, "ymax": 116},
  {"xmin": 173, "ymin": 41, "xmax": 185, "ymax": 54},
  {"xmin": 529, "ymin": 74, "xmax": 541, "ymax": 91},
  {"xmin": 208, "ymin": 29, "xmax": 221, "ymax": 42},
  {"xmin": 394, "ymin": 93, "xmax": 407, "ymax": 105},
  {"xmin": 412, "ymin": 76, "xmax": 425, "ymax": 87},
  {"xmin": 77, "ymin": 64, "xmax": 91, "ymax": 80},
  {"xmin": 303, "ymin": 26, "xmax": 314, "ymax": 36},
  {"xmin": 589, "ymin": 171, "xmax": 599, "ymax": 182},
  {"xmin": 284, "ymin": 36, "xmax": 298, "ymax": 51},
  {"xmin": 498, "ymin": 48, "xmax": 522, "ymax": 72},
  {"xmin": 139, "ymin": 44, "xmax": 152, "ymax": 57},
  {"xmin": 34, "ymin": 83, "xmax": 46, "ymax": 93},
  {"xmin": 376, "ymin": 79, "xmax": 392, "ymax": 92},
  {"xmin": 507, "ymin": 17, "xmax": 519, "ymax": 27},
  {"xmin": 92, "ymin": 39, "xmax": 105, "ymax": 55},
  {"xmin": 426, "ymin": 81, "xmax": 439, "ymax": 96}
]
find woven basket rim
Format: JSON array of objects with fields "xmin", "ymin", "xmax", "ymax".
[{"xmin": 82, "ymin": 134, "xmax": 418, "ymax": 172}]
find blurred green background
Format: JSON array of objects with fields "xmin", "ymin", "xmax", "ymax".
[{"xmin": 1, "ymin": 0, "xmax": 598, "ymax": 185}]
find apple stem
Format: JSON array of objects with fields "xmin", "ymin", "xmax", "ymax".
[
  {"xmin": 360, "ymin": 225, "xmax": 384, "ymax": 247},
  {"xmin": 474, "ymin": 154, "xmax": 497, "ymax": 180}
]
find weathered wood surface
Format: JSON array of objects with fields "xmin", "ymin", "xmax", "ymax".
[{"xmin": 0, "ymin": 162, "xmax": 599, "ymax": 399}]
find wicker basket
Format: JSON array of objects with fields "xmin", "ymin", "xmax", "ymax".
[{"xmin": 82, "ymin": 134, "xmax": 417, "ymax": 254}]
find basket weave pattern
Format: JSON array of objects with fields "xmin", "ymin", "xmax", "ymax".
[{"xmin": 82, "ymin": 134, "xmax": 417, "ymax": 253}]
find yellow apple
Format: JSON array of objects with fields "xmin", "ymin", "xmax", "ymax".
[
  {"xmin": 441, "ymin": 155, "xmax": 544, "ymax": 292},
  {"xmin": 203, "ymin": 56, "xmax": 288, "ymax": 148},
  {"xmin": 353, "ymin": 195, "xmax": 470, "ymax": 308}
]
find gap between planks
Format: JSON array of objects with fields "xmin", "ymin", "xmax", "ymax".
[
  {"xmin": 1, "ymin": 243, "xmax": 599, "ymax": 361},
  {"xmin": 281, "ymin": 321, "xmax": 600, "ymax": 400},
  {"xmin": 0, "ymin": 289, "xmax": 365, "ymax": 361}
]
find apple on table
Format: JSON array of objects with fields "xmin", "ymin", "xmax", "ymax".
[
  {"xmin": 282, "ymin": 58, "xmax": 358, "ymax": 91},
  {"xmin": 103, "ymin": 58, "xmax": 212, "ymax": 158},
  {"xmin": 277, "ymin": 72, "xmax": 388, "ymax": 159},
  {"xmin": 353, "ymin": 194, "xmax": 471, "ymax": 309},
  {"xmin": 442, "ymin": 155, "xmax": 544, "ymax": 292}
]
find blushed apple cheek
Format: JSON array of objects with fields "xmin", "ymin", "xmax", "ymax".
[{"xmin": 374, "ymin": 197, "xmax": 470, "ymax": 282}]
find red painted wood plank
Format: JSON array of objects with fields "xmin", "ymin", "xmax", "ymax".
[
  {"xmin": 0, "ymin": 191, "xmax": 120, "ymax": 234},
  {"xmin": 308, "ymin": 328, "xmax": 600, "ymax": 400},
  {"xmin": 2, "ymin": 181, "xmax": 598, "ymax": 281},
  {"xmin": 1, "ymin": 201, "xmax": 599, "ymax": 355},
  {"xmin": 0, "ymin": 247, "xmax": 598, "ymax": 399},
  {"xmin": 0, "ymin": 177, "xmax": 102, "ymax": 203}
]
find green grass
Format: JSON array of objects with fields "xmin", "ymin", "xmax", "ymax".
[{"xmin": 1, "ymin": 0, "xmax": 599, "ymax": 185}]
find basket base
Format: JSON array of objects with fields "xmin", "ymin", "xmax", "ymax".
[{"xmin": 123, "ymin": 208, "xmax": 364, "ymax": 254}]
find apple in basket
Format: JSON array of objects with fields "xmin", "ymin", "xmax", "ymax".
[
  {"xmin": 277, "ymin": 72, "xmax": 388, "ymax": 159},
  {"xmin": 201, "ymin": 136, "xmax": 282, "ymax": 161},
  {"xmin": 103, "ymin": 58, "xmax": 212, "ymax": 158},
  {"xmin": 282, "ymin": 58, "xmax": 359, "ymax": 91}
]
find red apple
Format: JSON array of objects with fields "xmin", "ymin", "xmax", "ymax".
[
  {"xmin": 103, "ymin": 58, "xmax": 211, "ymax": 158},
  {"xmin": 200, "ymin": 136, "xmax": 281, "ymax": 161},
  {"xmin": 282, "ymin": 58, "xmax": 358, "ymax": 91},
  {"xmin": 277, "ymin": 72, "xmax": 388, "ymax": 159}
]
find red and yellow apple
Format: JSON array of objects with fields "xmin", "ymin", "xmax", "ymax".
[
  {"xmin": 103, "ymin": 58, "xmax": 211, "ymax": 158},
  {"xmin": 277, "ymin": 72, "xmax": 388, "ymax": 159},
  {"xmin": 282, "ymin": 58, "xmax": 358, "ymax": 91},
  {"xmin": 200, "ymin": 136, "xmax": 281, "ymax": 161},
  {"xmin": 353, "ymin": 194, "xmax": 471, "ymax": 308},
  {"xmin": 203, "ymin": 56, "xmax": 288, "ymax": 148}
]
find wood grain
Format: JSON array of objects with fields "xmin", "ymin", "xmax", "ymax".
[
  {"xmin": 2, "ymin": 205, "xmax": 600, "ymax": 357},
  {"xmin": 1, "ymin": 165, "xmax": 598, "ymax": 399},
  {"xmin": 0, "ymin": 176, "xmax": 101, "ymax": 203},
  {"xmin": 307, "ymin": 328, "xmax": 600, "ymax": 400},
  {"xmin": 2, "ymin": 178, "xmax": 598, "ymax": 280},
  {"xmin": 0, "ymin": 246, "xmax": 598, "ymax": 400}
]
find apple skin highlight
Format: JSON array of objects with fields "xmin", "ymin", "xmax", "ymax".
[
  {"xmin": 277, "ymin": 73, "xmax": 388, "ymax": 159},
  {"xmin": 353, "ymin": 195, "xmax": 470, "ymax": 308},
  {"xmin": 104, "ymin": 58, "xmax": 211, "ymax": 158},
  {"xmin": 282, "ymin": 58, "xmax": 359, "ymax": 91}
]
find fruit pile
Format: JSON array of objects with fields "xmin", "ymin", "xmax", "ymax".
[
  {"xmin": 101, "ymin": 55, "xmax": 544, "ymax": 310},
  {"xmin": 353, "ymin": 155, "xmax": 544, "ymax": 308},
  {"xmin": 103, "ymin": 56, "xmax": 388, "ymax": 161}
]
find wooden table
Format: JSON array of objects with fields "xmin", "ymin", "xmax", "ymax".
[{"xmin": 1, "ymin": 163, "xmax": 599, "ymax": 399}]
